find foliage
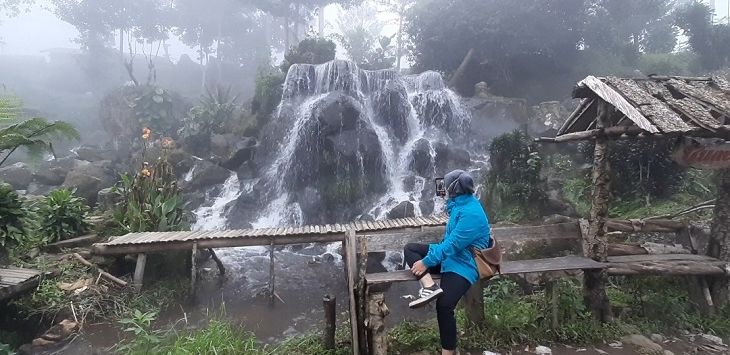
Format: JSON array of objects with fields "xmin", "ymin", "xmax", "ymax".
[
  {"xmin": 116, "ymin": 310, "xmax": 166, "ymax": 354},
  {"xmin": 407, "ymin": 0, "xmax": 682, "ymax": 100},
  {"xmin": 0, "ymin": 92, "xmax": 79, "ymax": 167},
  {"xmin": 676, "ymin": 0, "xmax": 730, "ymax": 71},
  {"xmin": 37, "ymin": 188, "xmax": 90, "ymax": 243},
  {"xmin": 131, "ymin": 86, "xmax": 180, "ymax": 139},
  {"xmin": 0, "ymin": 342, "xmax": 14, "ymax": 355},
  {"xmin": 638, "ymin": 51, "xmax": 701, "ymax": 76},
  {"xmin": 0, "ymin": 183, "xmax": 27, "ymax": 249},
  {"xmin": 252, "ymin": 67, "xmax": 285, "ymax": 120},
  {"xmin": 112, "ymin": 130, "xmax": 188, "ymax": 234},
  {"xmin": 484, "ymin": 130, "xmax": 546, "ymax": 222},
  {"xmin": 331, "ymin": 3, "xmax": 395, "ymax": 70},
  {"xmin": 562, "ymin": 175, "xmax": 592, "ymax": 217},
  {"xmin": 280, "ymin": 37, "xmax": 337, "ymax": 73},
  {"xmin": 185, "ymin": 86, "xmax": 240, "ymax": 137}
]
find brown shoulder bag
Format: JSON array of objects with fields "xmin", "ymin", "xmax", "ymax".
[{"xmin": 472, "ymin": 238, "xmax": 502, "ymax": 280}]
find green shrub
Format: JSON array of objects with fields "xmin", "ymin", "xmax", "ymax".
[
  {"xmin": 484, "ymin": 130, "xmax": 546, "ymax": 222},
  {"xmin": 185, "ymin": 86, "xmax": 240, "ymax": 137},
  {"xmin": 38, "ymin": 188, "xmax": 90, "ymax": 242},
  {"xmin": 0, "ymin": 183, "xmax": 27, "ymax": 248},
  {"xmin": 280, "ymin": 37, "xmax": 337, "ymax": 73},
  {"xmin": 251, "ymin": 68, "xmax": 285, "ymax": 129},
  {"xmin": 131, "ymin": 86, "xmax": 182, "ymax": 139}
]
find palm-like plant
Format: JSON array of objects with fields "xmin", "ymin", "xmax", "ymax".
[{"xmin": 0, "ymin": 93, "xmax": 80, "ymax": 167}]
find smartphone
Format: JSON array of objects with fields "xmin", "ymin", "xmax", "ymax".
[{"xmin": 435, "ymin": 178, "xmax": 446, "ymax": 197}]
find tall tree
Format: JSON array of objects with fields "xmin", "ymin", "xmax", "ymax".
[
  {"xmin": 676, "ymin": 0, "xmax": 730, "ymax": 70},
  {"xmin": 332, "ymin": 2, "xmax": 395, "ymax": 69}
]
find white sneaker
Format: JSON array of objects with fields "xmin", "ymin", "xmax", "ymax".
[{"xmin": 408, "ymin": 284, "xmax": 443, "ymax": 308}]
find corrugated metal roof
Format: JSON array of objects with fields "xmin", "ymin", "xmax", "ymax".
[
  {"xmin": 98, "ymin": 215, "xmax": 450, "ymax": 247},
  {"xmin": 559, "ymin": 75, "xmax": 730, "ymax": 136}
]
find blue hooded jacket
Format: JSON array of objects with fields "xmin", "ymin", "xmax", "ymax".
[{"xmin": 421, "ymin": 171, "xmax": 492, "ymax": 284}]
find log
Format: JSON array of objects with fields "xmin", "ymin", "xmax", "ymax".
[
  {"xmin": 323, "ymin": 295, "xmax": 336, "ymax": 350},
  {"xmin": 367, "ymin": 292, "xmax": 389, "ymax": 355},
  {"xmin": 583, "ymin": 99, "xmax": 612, "ymax": 323},
  {"xmin": 133, "ymin": 253, "xmax": 146, "ymax": 291},
  {"xmin": 606, "ymin": 219, "xmax": 686, "ymax": 233},
  {"xmin": 608, "ymin": 244, "xmax": 648, "ymax": 256},
  {"xmin": 607, "ymin": 263, "xmax": 726, "ymax": 276},
  {"xmin": 71, "ymin": 253, "xmax": 128, "ymax": 287},
  {"xmin": 208, "ymin": 248, "xmax": 225, "ymax": 276},
  {"xmin": 463, "ymin": 279, "xmax": 485, "ymax": 328}
]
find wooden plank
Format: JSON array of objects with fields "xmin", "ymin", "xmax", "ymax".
[
  {"xmin": 608, "ymin": 254, "xmax": 720, "ymax": 263},
  {"xmin": 559, "ymin": 98, "xmax": 594, "ymax": 135},
  {"xmin": 344, "ymin": 229, "xmax": 360, "ymax": 355},
  {"xmin": 133, "ymin": 253, "xmax": 147, "ymax": 292},
  {"xmin": 578, "ymin": 76, "xmax": 659, "ymax": 133},
  {"xmin": 668, "ymin": 79, "xmax": 730, "ymax": 115},
  {"xmin": 365, "ymin": 256, "xmax": 606, "ymax": 285},
  {"xmin": 605, "ymin": 77, "xmax": 692, "ymax": 132},
  {"xmin": 666, "ymin": 97, "xmax": 720, "ymax": 130}
]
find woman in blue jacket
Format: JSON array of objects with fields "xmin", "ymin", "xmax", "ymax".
[{"xmin": 405, "ymin": 169, "xmax": 492, "ymax": 355}]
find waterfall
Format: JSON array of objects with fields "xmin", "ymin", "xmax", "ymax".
[
  {"xmin": 192, "ymin": 172, "xmax": 243, "ymax": 231},
  {"xmin": 248, "ymin": 60, "xmax": 471, "ymax": 227}
]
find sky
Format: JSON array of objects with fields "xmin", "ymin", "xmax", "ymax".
[
  {"xmin": 0, "ymin": 1, "xmax": 727, "ymax": 59},
  {"xmin": 0, "ymin": 1, "xmax": 395, "ymax": 61}
]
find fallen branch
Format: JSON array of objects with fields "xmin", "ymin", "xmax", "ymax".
[{"xmin": 71, "ymin": 253, "xmax": 128, "ymax": 287}]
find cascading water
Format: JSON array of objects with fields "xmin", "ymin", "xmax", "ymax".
[
  {"xmin": 192, "ymin": 172, "xmax": 244, "ymax": 231},
  {"xmin": 249, "ymin": 60, "xmax": 472, "ymax": 228}
]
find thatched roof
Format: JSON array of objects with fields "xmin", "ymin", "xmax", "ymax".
[{"xmin": 556, "ymin": 75, "xmax": 730, "ymax": 142}]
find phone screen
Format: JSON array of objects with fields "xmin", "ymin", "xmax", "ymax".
[{"xmin": 435, "ymin": 178, "xmax": 446, "ymax": 197}]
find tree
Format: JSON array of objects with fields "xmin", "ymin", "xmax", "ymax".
[
  {"xmin": 408, "ymin": 0, "xmax": 588, "ymax": 99},
  {"xmin": 332, "ymin": 2, "xmax": 395, "ymax": 70},
  {"xmin": 0, "ymin": 94, "xmax": 80, "ymax": 167},
  {"xmin": 373, "ymin": 0, "xmax": 415, "ymax": 70},
  {"xmin": 676, "ymin": 0, "xmax": 730, "ymax": 70}
]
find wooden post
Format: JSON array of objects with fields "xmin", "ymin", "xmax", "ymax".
[
  {"xmin": 583, "ymin": 99, "xmax": 612, "ymax": 322},
  {"xmin": 546, "ymin": 279, "xmax": 559, "ymax": 329},
  {"xmin": 208, "ymin": 248, "xmax": 226, "ymax": 276},
  {"xmin": 344, "ymin": 229, "xmax": 361, "ymax": 355},
  {"xmin": 707, "ymin": 168, "xmax": 730, "ymax": 307},
  {"xmin": 269, "ymin": 239, "xmax": 275, "ymax": 305},
  {"xmin": 463, "ymin": 279, "xmax": 486, "ymax": 328},
  {"xmin": 323, "ymin": 295, "xmax": 336, "ymax": 350},
  {"xmin": 356, "ymin": 235, "xmax": 368, "ymax": 355},
  {"xmin": 367, "ymin": 292, "xmax": 390, "ymax": 355},
  {"xmin": 190, "ymin": 242, "xmax": 198, "ymax": 293},
  {"xmin": 133, "ymin": 253, "xmax": 147, "ymax": 292}
]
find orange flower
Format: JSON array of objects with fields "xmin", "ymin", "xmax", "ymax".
[
  {"xmin": 142, "ymin": 127, "xmax": 152, "ymax": 140},
  {"xmin": 140, "ymin": 168, "xmax": 151, "ymax": 178},
  {"xmin": 161, "ymin": 137, "xmax": 175, "ymax": 150}
]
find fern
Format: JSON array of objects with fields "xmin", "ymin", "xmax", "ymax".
[{"xmin": 0, "ymin": 117, "xmax": 80, "ymax": 167}]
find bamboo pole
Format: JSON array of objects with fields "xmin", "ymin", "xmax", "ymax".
[
  {"xmin": 72, "ymin": 253, "xmax": 128, "ymax": 287},
  {"xmin": 133, "ymin": 253, "xmax": 146, "ymax": 291},
  {"xmin": 190, "ymin": 242, "xmax": 198, "ymax": 293}
]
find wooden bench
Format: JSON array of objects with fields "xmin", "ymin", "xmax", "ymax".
[{"xmin": 346, "ymin": 218, "xmax": 728, "ymax": 355}]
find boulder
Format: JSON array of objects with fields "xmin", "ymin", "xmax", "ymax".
[
  {"xmin": 316, "ymin": 93, "xmax": 361, "ymax": 135},
  {"xmin": 409, "ymin": 139, "xmax": 433, "ymax": 176},
  {"xmin": 373, "ymin": 80, "xmax": 410, "ymax": 143},
  {"xmin": 621, "ymin": 334, "xmax": 663, "ymax": 354},
  {"xmin": 221, "ymin": 138, "xmax": 257, "ymax": 170},
  {"xmin": 434, "ymin": 142, "xmax": 471, "ymax": 175},
  {"xmin": 33, "ymin": 159, "xmax": 72, "ymax": 185},
  {"xmin": 387, "ymin": 201, "xmax": 415, "ymax": 219},
  {"xmin": 464, "ymin": 95, "xmax": 528, "ymax": 145},
  {"xmin": 183, "ymin": 160, "xmax": 230, "ymax": 191},
  {"xmin": 0, "ymin": 162, "xmax": 32, "ymax": 189},
  {"xmin": 62, "ymin": 160, "xmax": 116, "ymax": 205},
  {"xmin": 74, "ymin": 145, "xmax": 109, "ymax": 162},
  {"xmin": 97, "ymin": 187, "xmax": 121, "ymax": 211}
]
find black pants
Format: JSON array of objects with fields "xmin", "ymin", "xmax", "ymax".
[{"xmin": 403, "ymin": 243, "xmax": 472, "ymax": 351}]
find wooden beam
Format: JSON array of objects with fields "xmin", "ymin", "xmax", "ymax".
[
  {"xmin": 367, "ymin": 292, "xmax": 389, "ymax": 355},
  {"xmin": 344, "ymin": 229, "xmax": 360, "ymax": 355},
  {"xmin": 133, "ymin": 253, "xmax": 146, "ymax": 292},
  {"xmin": 269, "ymin": 239, "xmax": 275, "ymax": 305},
  {"xmin": 208, "ymin": 249, "xmax": 225, "ymax": 276},
  {"xmin": 577, "ymin": 76, "xmax": 659, "ymax": 133}
]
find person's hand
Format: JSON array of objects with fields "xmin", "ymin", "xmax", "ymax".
[{"xmin": 410, "ymin": 260, "xmax": 427, "ymax": 277}]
